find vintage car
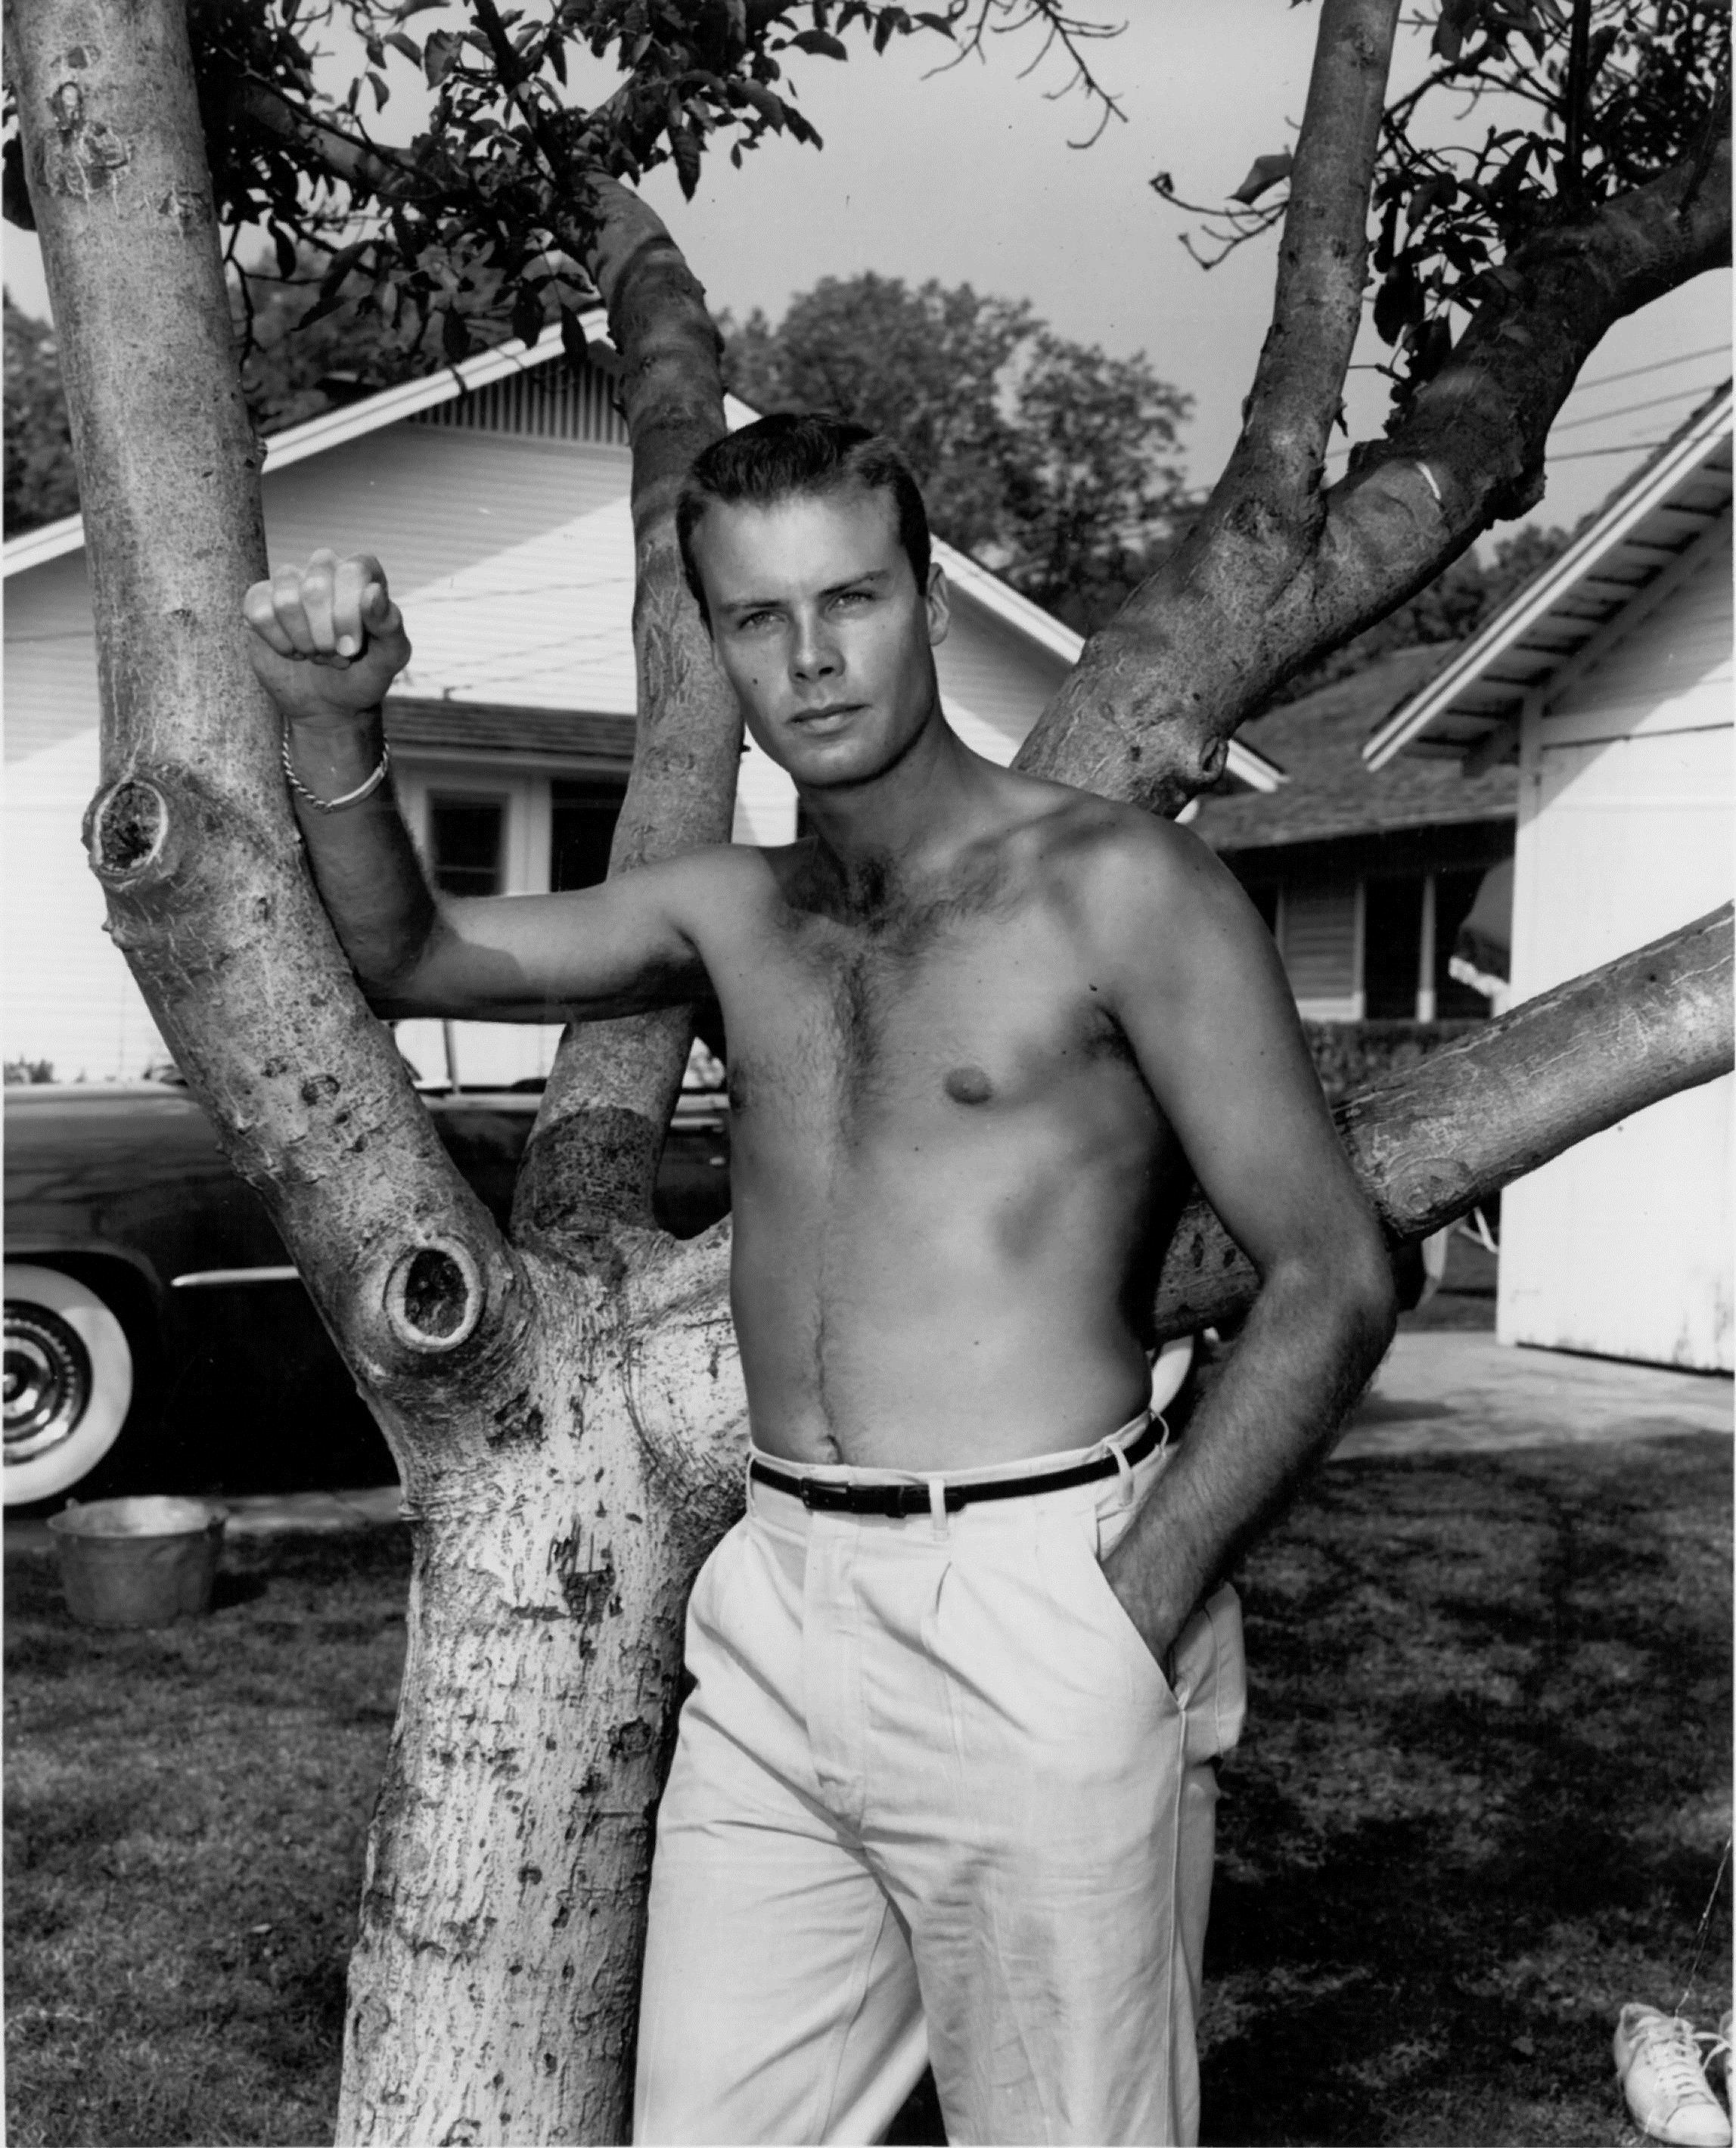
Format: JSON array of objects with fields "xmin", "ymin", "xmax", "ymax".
[{"xmin": 4, "ymin": 1076, "xmax": 731, "ymax": 1508}]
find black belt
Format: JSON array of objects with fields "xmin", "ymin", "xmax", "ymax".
[{"xmin": 748, "ymin": 1414, "xmax": 1163, "ymax": 1518}]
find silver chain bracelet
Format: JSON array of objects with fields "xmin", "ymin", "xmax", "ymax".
[{"xmin": 281, "ymin": 725, "xmax": 391, "ymax": 812}]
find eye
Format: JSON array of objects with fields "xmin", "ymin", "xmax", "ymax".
[
  {"xmin": 831, "ymin": 588, "xmax": 873, "ymax": 610},
  {"xmin": 734, "ymin": 609, "xmax": 779, "ymax": 632}
]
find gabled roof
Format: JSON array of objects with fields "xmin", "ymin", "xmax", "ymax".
[
  {"xmin": 2, "ymin": 318, "xmax": 1284, "ymax": 793},
  {"xmin": 1190, "ymin": 644, "xmax": 1517, "ymax": 856},
  {"xmin": 1364, "ymin": 386, "xmax": 1734, "ymax": 771}
]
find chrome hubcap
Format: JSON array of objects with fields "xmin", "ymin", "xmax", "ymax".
[{"xmin": 4, "ymin": 1302, "xmax": 92, "ymax": 1465}]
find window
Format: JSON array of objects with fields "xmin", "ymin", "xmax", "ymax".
[
  {"xmin": 551, "ymin": 778, "xmax": 626, "ymax": 892},
  {"xmin": 1362, "ymin": 877, "xmax": 1426, "ymax": 1020},
  {"xmin": 429, "ymin": 796, "xmax": 505, "ymax": 897},
  {"xmin": 1433, "ymin": 868, "xmax": 1492, "ymax": 1018}
]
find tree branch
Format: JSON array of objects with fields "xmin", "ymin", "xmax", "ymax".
[
  {"xmin": 7, "ymin": 2, "xmax": 527, "ymax": 1475},
  {"xmin": 511, "ymin": 175, "xmax": 741, "ymax": 1249},
  {"xmin": 1157, "ymin": 905, "xmax": 1734, "ymax": 1336},
  {"xmin": 1229, "ymin": 0, "xmax": 1400, "ymax": 508},
  {"xmin": 1020, "ymin": 119, "xmax": 1731, "ymax": 813}
]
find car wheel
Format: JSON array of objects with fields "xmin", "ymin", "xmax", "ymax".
[{"xmin": 4, "ymin": 1264, "xmax": 135, "ymax": 1506}]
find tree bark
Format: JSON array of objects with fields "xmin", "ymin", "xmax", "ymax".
[
  {"xmin": 11, "ymin": 1, "xmax": 1732, "ymax": 2142},
  {"xmin": 1020, "ymin": 28, "xmax": 1732, "ymax": 813}
]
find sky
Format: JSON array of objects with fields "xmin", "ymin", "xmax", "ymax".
[{"xmin": 5, "ymin": 3, "xmax": 1730, "ymax": 542}]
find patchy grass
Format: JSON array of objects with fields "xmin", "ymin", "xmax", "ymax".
[
  {"xmin": 1201, "ymin": 1433, "xmax": 1732, "ymax": 2147},
  {"xmin": 6, "ymin": 1435, "xmax": 1729, "ymax": 2148},
  {"xmin": 5, "ymin": 1528, "xmax": 410, "ymax": 2148}
]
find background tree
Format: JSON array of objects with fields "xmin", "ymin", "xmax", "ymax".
[
  {"xmin": 721, "ymin": 272, "xmax": 1191, "ymax": 629},
  {"xmin": 4, "ymin": 293, "xmax": 77, "ymax": 529},
  {"xmin": 4, "ymin": 0, "xmax": 1729, "ymax": 2141}
]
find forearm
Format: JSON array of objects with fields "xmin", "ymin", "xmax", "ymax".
[
  {"xmin": 282, "ymin": 709, "xmax": 445, "ymax": 1004},
  {"xmin": 1108, "ymin": 1258, "xmax": 1396, "ymax": 1657}
]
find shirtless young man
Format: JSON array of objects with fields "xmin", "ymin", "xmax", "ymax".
[{"xmin": 245, "ymin": 414, "xmax": 1396, "ymax": 2148}]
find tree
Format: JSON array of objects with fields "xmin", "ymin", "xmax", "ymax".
[
  {"xmin": 722, "ymin": 274, "xmax": 1191, "ymax": 630},
  {"xmin": 4, "ymin": 1, "xmax": 1728, "ymax": 2140},
  {"xmin": 3, "ymin": 244, "xmax": 484, "ymax": 534},
  {"xmin": 3, "ymin": 294, "xmax": 78, "ymax": 529}
]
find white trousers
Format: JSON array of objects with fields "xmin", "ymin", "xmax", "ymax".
[{"xmin": 634, "ymin": 1420, "xmax": 1247, "ymax": 2146}]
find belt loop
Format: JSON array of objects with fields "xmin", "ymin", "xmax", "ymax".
[
  {"xmin": 744, "ymin": 1450, "xmax": 759, "ymax": 1518},
  {"xmin": 925, "ymin": 1476, "xmax": 950, "ymax": 1542},
  {"xmin": 1110, "ymin": 1441, "xmax": 1135, "ymax": 1510},
  {"xmin": 1151, "ymin": 1409, "xmax": 1172, "ymax": 1460}
]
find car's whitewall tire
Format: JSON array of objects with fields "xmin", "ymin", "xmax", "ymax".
[{"xmin": 3, "ymin": 1265, "xmax": 135, "ymax": 1506}]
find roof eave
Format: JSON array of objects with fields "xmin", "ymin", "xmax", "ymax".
[{"xmin": 1362, "ymin": 386, "xmax": 1734, "ymax": 770}]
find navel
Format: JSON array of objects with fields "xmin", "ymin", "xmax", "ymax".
[{"xmin": 943, "ymin": 1064, "xmax": 994, "ymax": 1106}]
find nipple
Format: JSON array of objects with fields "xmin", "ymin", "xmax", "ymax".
[{"xmin": 943, "ymin": 1064, "xmax": 994, "ymax": 1106}]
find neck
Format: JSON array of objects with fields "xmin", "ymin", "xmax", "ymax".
[{"xmin": 795, "ymin": 708, "xmax": 986, "ymax": 884}]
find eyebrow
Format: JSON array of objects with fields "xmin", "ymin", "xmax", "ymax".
[{"xmin": 718, "ymin": 568, "xmax": 893, "ymax": 619}]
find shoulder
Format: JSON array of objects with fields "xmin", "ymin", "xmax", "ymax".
[
  {"xmin": 1014, "ymin": 779, "xmax": 1275, "ymax": 994},
  {"xmin": 1014, "ymin": 778, "xmax": 1242, "ymax": 927}
]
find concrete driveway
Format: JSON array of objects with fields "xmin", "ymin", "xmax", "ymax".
[{"xmin": 1339, "ymin": 1330, "xmax": 1733, "ymax": 1460}]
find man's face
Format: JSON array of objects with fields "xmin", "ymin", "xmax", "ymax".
[{"xmin": 690, "ymin": 484, "xmax": 949, "ymax": 792}]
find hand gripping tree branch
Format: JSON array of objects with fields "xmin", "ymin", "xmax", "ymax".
[{"xmin": 5, "ymin": 0, "xmax": 1730, "ymax": 2140}]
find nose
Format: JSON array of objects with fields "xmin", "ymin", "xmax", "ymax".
[{"xmin": 790, "ymin": 607, "xmax": 841, "ymax": 682}]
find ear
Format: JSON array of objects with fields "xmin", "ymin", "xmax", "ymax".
[{"xmin": 925, "ymin": 563, "xmax": 951, "ymax": 650}]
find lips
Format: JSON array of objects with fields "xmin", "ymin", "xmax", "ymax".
[{"xmin": 789, "ymin": 702, "xmax": 865, "ymax": 728}]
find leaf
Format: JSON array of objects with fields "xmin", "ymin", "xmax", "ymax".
[
  {"xmin": 386, "ymin": 32, "xmax": 423, "ymax": 64},
  {"xmin": 559, "ymin": 304, "xmax": 589, "ymax": 371},
  {"xmin": 511, "ymin": 284, "xmax": 545, "ymax": 346},
  {"xmin": 3, "ymin": 135, "xmax": 36, "ymax": 233},
  {"xmin": 365, "ymin": 35, "xmax": 386, "ymax": 66},
  {"xmin": 368, "ymin": 71, "xmax": 390, "ymax": 111},
  {"xmin": 790, "ymin": 29, "xmax": 848, "ymax": 57},
  {"xmin": 272, "ymin": 225, "xmax": 297, "ymax": 280},
  {"xmin": 738, "ymin": 81, "xmax": 785, "ymax": 127},
  {"xmin": 423, "ymin": 28, "xmax": 461, "ymax": 85},
  {"xmin": 442, "ymin": 306, "xmax": 472, "ymax": 362},
  {"xmin": 1431, "ymin": 0, "xmax": 1482, "ymax": 64},
  {"xmin": 1230, "ymin": 151, "xmax": 1292, "ymax": 206},
  {"xmin": 670, "ymin": 123, "xmax": 703, "ymax": 198},
  {"xmin": 1373, "ymin": 262, "xmax": 1423, "ymax": 344}
]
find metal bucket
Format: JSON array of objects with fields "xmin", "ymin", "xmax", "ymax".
[{"xmin": 47, "ymin": 1495, "xmax": 228, "ymax": 1628}]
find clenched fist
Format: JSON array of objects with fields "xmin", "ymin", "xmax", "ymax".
[{"xmin": 243, "ymin": 548, "xmax": 412, "ymax": 726}]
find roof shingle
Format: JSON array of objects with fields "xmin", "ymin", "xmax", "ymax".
[{"xmin": 1191, "ymin": 646, "xmax": 1517, "ymax": 855}]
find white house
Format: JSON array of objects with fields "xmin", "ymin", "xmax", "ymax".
[
  {"xmin": 4, "ymin": 326, "xmax": 1281, "ymax": 1087},
  {"xmin": 1365, "ymin": 388, "xmax": 1733, "ymax": 1371}
]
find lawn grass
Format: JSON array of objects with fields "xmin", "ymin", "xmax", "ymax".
[
  {"xmin": 5, "ymin": 1529, "xmax": 410, "ymax": 2148},
  {"xmin": 5, "ymin": 1431, "xmax": 1729, "ymax": 2147}
]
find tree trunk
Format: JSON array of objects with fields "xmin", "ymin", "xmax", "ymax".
[{"xmin": 10, "ymin": 2, "xmax": 1731, "ymax": 2143}]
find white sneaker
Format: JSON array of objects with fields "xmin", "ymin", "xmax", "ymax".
[{"xmin": 1614, "ymin": 2005, "xmax": 1733, "ymax": 2147}]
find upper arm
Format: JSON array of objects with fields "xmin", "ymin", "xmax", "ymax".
[
  {"xmin": 1089, "ymin": 822, "xmax": 1386, "ymax": 1291},
  {"xmin": 377, "ymin": 846, "xmax": 736, "ymax": 1023}
]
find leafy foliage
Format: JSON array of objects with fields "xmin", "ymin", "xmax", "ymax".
[
  {"xmin": 723, "ymin": 273, "xmax": 1192, "ymax": 631},
  {"xmin": 3, "ymin": 254, "xmax": 454, "ymax": 534},
  {"xmin": 1154, "ymin": 0, "xmax": 1731, "ymax": 419},
  {"xmin": 3, "ymin": 299, "xmax": 78, "ymax": 533},
  {"xmin": 1, "ymin": 3, "xmax": 1123, "ymax": 394}
]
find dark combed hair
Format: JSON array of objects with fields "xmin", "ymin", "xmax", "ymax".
[{"xmin": 675, "ymin": 411, "xmax": 932, "ymax": 622}]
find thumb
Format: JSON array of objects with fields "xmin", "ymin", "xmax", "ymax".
[{"xmin": 362, "ymin": 582, "xmax": 403, "ymax": 639}]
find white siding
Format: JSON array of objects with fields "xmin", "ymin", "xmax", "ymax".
[
  {"xmin": 4, "ymin": 727, "xmax": 167, "ymax": 1079},
  {"xmin": 1281, "ymin": 883, "xmax": 1362, "ymax": 1020},
  {"xmin": 1500, "ymin": 539, "xmax": 1733, "ymax": 1370},
  {"xmin": 8, "ymin": 418, "xmax": 1082, "ymax": 1080}
]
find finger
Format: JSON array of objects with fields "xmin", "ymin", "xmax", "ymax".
[
  {"xmin": 331, "ymin": 555, "xmax": 375, "ymax": 657},
  {"xmin": 242, "ymin": 579, "xmax": 298, "ymax": 659},
  {"xmin": 270, "ymin": 563, "xmax": 318, "ymax": 657},
  {"xmin": 361, "ymin": 579, "xmax": 405, "ymax": 644},
  {"xmin": 300, "ymin": 548, "xmax": 340, "ymax": 653}
]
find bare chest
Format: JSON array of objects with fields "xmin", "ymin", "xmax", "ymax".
[{"xmin": 715, "ymin": 902, "xmax": 1141, "ymax": 1135}]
